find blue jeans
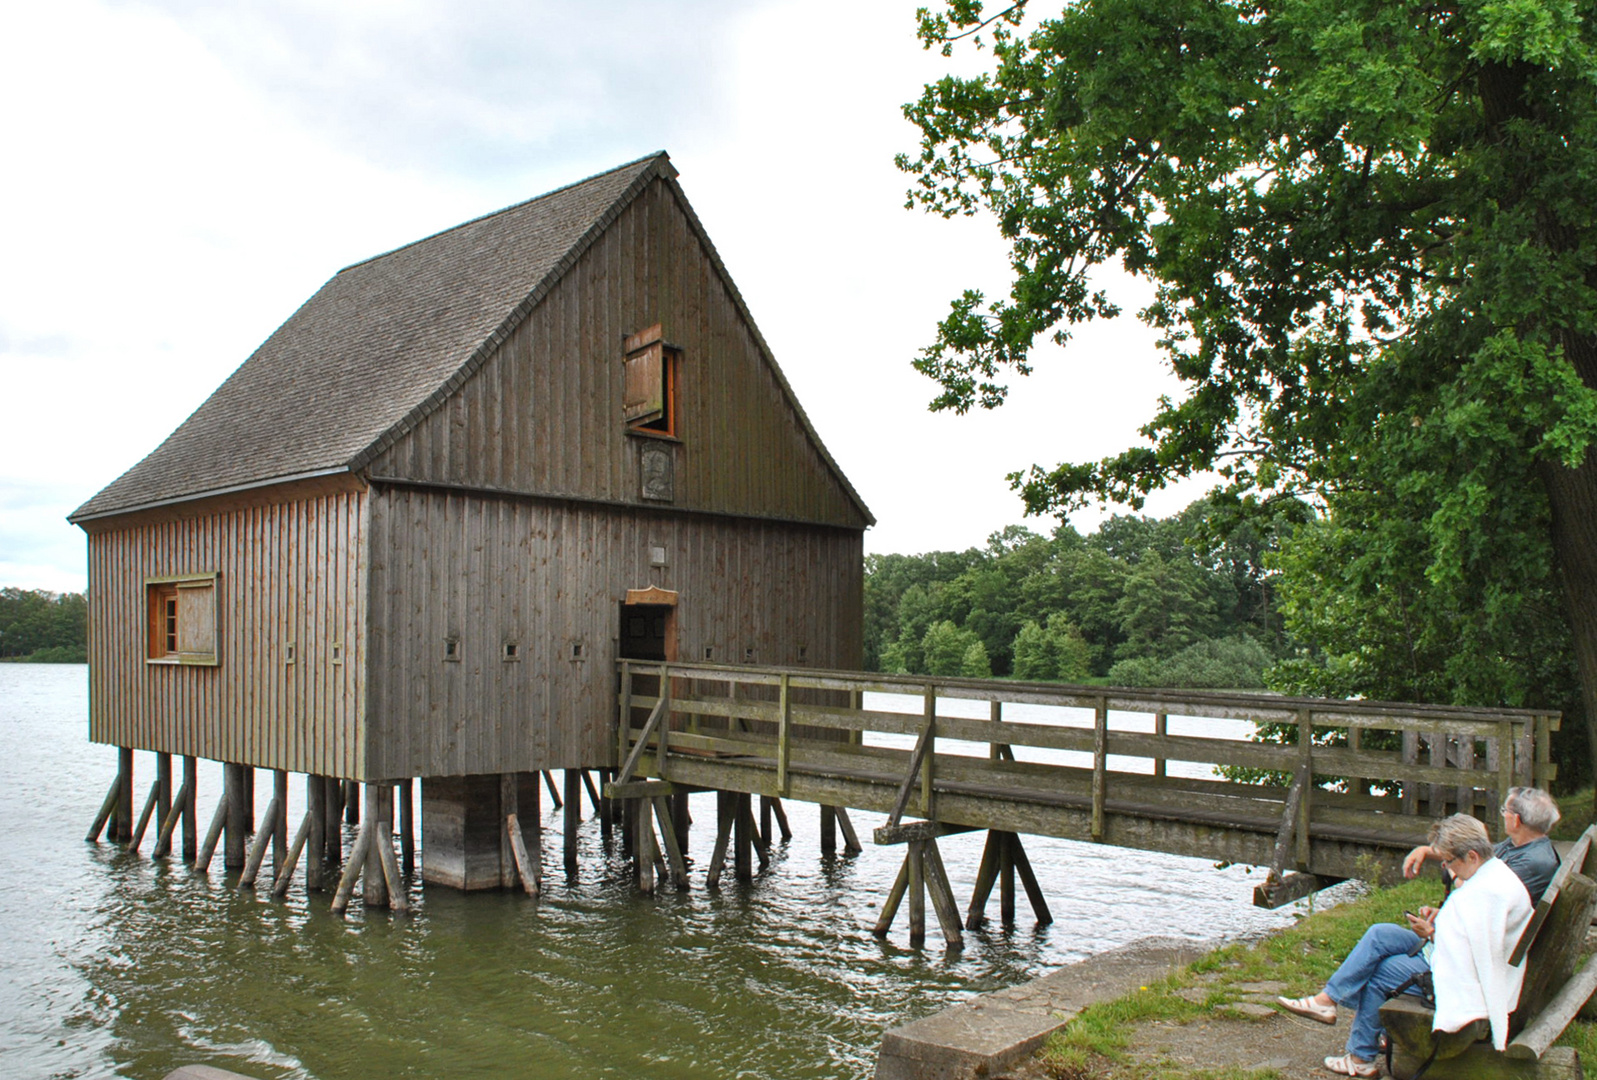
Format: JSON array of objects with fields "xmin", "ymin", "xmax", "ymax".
[{"xmin": 1324, "ymin": 922, "xmax": 1430, "ymax": 1061}]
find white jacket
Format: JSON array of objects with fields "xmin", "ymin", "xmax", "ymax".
[{"xmin": 1431, "ymin": 855, "xmax": 1534, "ymax": 1049}]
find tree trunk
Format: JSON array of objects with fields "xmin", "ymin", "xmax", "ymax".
[{"xmin": 1540, "ymin": 427, "xmax": 1597, "ymax": 822}]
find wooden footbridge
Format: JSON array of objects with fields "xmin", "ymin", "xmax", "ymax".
[{"xmin": 605, "ymin": 660, "xmax": 1559, "ymax": 948}]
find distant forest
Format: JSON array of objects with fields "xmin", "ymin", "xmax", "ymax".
[
  {"xmin": 865, "ymin": 498, "xmax": 1309, "ymax": 690},
  {"xmin": 0, "ymin": 588, "xmax": 87, "ymax": 663}
]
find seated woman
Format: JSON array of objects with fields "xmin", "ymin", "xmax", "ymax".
[{"xmin": 1277, "ymin": 815, "xmax": 1534, "ymax": 1077}]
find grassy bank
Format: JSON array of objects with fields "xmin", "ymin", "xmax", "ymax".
[{"xmin": 1034, "ymin": 868, "xmax": 1597, "ymax": 1079}]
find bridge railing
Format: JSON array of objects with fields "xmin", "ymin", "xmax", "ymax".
[{"xmin": 616, "ymin": 661, "xmax": 1557, "ymax": 872}]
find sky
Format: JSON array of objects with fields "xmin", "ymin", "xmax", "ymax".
[{"xmin": 0, "ymin": 0, "xmax": 1208, "ymax": 593}]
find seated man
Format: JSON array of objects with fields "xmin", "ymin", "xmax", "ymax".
[
  {"xmin": 1403, "ymin": 786, "xmax": 1560, "ymax": 899},
  {"xmin": 1278, "ymin": 815, "xmax": 1534, "ymax": 1077}
]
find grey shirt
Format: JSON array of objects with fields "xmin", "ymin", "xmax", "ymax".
[{"xmin": 1496, "ymin": 834, "xmax": 1559, "ymax": 900}]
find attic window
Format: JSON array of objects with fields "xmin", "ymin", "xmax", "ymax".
[
  {"xmin": 623, "ymin": 323, "xmax": 680, "ymax": 437},
  {"xmin": 146, "ymin": 573, "xmax": 219, "ymax": 665}
]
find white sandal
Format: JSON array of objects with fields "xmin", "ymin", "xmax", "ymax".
[
  {"xmin": 1323, "ymin": 1053, "xmax": 1380, "ymax": 1077},
  {"xmin": 1277, "ymin": 994, "xmax": 1337, "ymax": 1024}
]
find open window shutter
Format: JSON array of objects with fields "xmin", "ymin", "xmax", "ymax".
[
  {"xmin": 623, "ymin": 342, "xmax": 664, "ymax": 423},
  {"xmin": 176, "ymin": 581, "xmax": 216, "ymax": 657}
]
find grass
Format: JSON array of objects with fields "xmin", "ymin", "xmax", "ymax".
[{"xmin": 1034, "ymin": 866, "xmax": 1597, "ymax": 1080}]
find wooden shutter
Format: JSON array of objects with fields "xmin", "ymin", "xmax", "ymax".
[
  {"xmin": 624, "ymin": 342, "xmax": 664, "ymax": 424},
  {"xmin": 176, "ymin": 580, "xmax": 217, "ymax": 660}
]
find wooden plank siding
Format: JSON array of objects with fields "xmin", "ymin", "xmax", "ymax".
[
  {"xmin": 363, "ymin": 484, "xmax": 863, "ymax": 780},
  {"xmin": 364, "ymin": 176, "xmax": 866, "ymax": 532},
  {"xmin": 83, "ymin": 485, "xmax": 368, "ymax": 778}
]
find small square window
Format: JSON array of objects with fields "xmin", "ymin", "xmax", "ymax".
[
  {"xmin": 444, "ymin": 637, "xmax": 461, "ymax": 662},
  {"xmin": 570, "ymin": 641, "xmax": 586, "ymax": 662},
  {"xmin": 703, "ymin": 646, "xmax": 715, "ymax": 661},
  {"xmin": 285, "ymin": 641, "xmax": 296, "ymax": 665},
  {"xmin": 331, "ymin": 642, "xmax": 343, "ymax": 665},
  {"xmin": 744, "ymin": 646, "xmax": 756, "ymax": 664},
  {"xmin": 503, "ymin": 642, "xmax": 520, "ymax": 662},
  {"xmin": 146, "ymin": 574, "xmax": 219, "ymax": 665}
]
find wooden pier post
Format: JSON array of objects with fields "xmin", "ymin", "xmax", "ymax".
[
  {"xmin": 155, "ymin": 753, "xmax": 173, "ymax": 852},
  {"xmin": 734, "ymin": 793, "xmax": 753, "ymax": 881},
  {"xmin": 636, "ymin": 797, "xmax": 656, "ymax": 894},
  {"xmin": 362, "ymin": 782, "xmax": 391, "ymax": 908},
  {"xmin": 672, "ymin": 789, "xmax": 690, "ymax": 856},
  {"xmin": 820, "ymin": 804, "xmax": 837, "ymax": 854},
  {"xmin": 114, "ymin": 747, "xmax": 134, "ymax": 842},
  {"xmin": 243, "ymin": 767, "xmax": 255, "ymax": 833},
  {"xmin": 399, "ymin": 779, "xmax": 415, "ymax": 877},
  {"xmin": 325, "ymin": 776, "xmax": 345, "ymax": 868},
  {"xmin": 181, "ymin": 756, "xmax": 197, "ymax": 860},
  {"xmin": 598, "ymin": 768, "xmax": 614, "ymax": 846},
  {"xmin": 307, "ymin": 775, "xmax": 327, "ymax": 890},
  {"xmin": 344, "ymin": 779, "xmax": 359, "ymax": 825},
  {"xmin": 272, "ymin": 770, "xmax": 289, "ymax": 875},
  {"xmin": 564, "ymin": 769, "xmax": 581, "ymax": 874},
  {"xmin": 223, "ymin": 762, "xmax": 248, "ymax": 870}
]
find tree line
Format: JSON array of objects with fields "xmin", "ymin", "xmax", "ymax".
[{"xmin": 0, "ymin": 588, "xmax": 87, "ymax": 662}]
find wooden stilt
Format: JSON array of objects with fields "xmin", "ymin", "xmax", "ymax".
[
  {"xmin": 652, "ymin": 796, "xmax": 690, "ymax": 888},
  {"xmin": 307, "ymin": 775, "xmax": 327, "ymax": 890},
  {"xmin": 873, "ymin": 857, "xmax": 911, "ymax": 937},
  {"xmin": 115, "ymin": 747, "xmax": 134, "ymax": 842},
  {"xmin": 399, "ymin": 779, "xmax": 415, "ymax": 877},
  {"xmin": 331, "ymin": 822, "xmax": 372, "ymax": 915},
  {"xmin": 965, "ymin": 831, "xmax": 1003, "ymax": 929},
  {"xmin": 525, "ymin": 775, "xmax": 543, "ymax": 893},
  {"xmin": 224, "ymin": 763, "xmax": 247, "ymax": 869},
  {"xmin": 564, "ymin": 769, "xmax": 580, "ymax": 874},
  {"xmin": 636, "ymin": 798, "xmax": 656, "ymax": 894},
  {"xmin": 907, "ymin": 841, "xmax": 926, "ymax": 947},
  {"xmin": 740, "ymin": 797, "xmax": 769, "ymax": 867},
  {"xmin": 239, "ymin": 792, "xmax": 282, "ymax": 888},
  {"xmin": 1008, "ymin": 832, "xmax": 1053, "ymax": 925},
  {"xmin": 769, "ymin": 797, "xmax": 793, "ymax": 842},
  {"xmin": 597, "ymin": 768, "xmax": 614, "ymax": 846},
  {"xmin": 706, "ymin": 791, "xmax": 734, "ymax": 888},
  {"xmin": 760, "ymin": 796, "xmax": 773, "ymax": 847},
  {"xmin": 581, "ymin": 770, "xmax": 602, "ymax": 815},
  {"xmin": 270, "ymin": 811, "xmax": 314, "ymax": 898},
  {"xmin": 543, "ymin": 770, "xmax": 563, "ymax": 808},
  {"xmin": 820, "ymin": 804, "xmax": 837, "ymax": 854},
  {"xmin": 1000, "ymin": 831, "xmax": 1016, "ymax": 927},
  {"xmin": 834, "ymin": 806, "xmax": 861, "ymax": 854},
  {"xmin": 619, "ymin": 776, "xmax": 635, "ymax": 852},
  {"xmin": 375, "ymin": 820, "xmax": 409, "ymax": 913},
  {"xmin": 671, "ymin": 789, "xmax": 690, "ymax": 856},
  {"xmin": 181, "ymin": 756, "xmax": 197, "ymax": 861},
  {"xmin": 506, "ymin": 812, "xmax": 539, "ymax": 896},
  {"xmin": 243, "ymin": 767, "xmax": 255, "ymax": 833},
  {"xmin": 922, "ymin": 839, "xmax": 964, "ymax": 949},
  {"xmin": 362, "ymin": 783, "xmax": 390, "ymax": 908},
  {"xmin": 196, "ymin": 793, "xmax": 228, "ymax": 872},
  {"xmin": 271, "ymin": 770, "xmax": 288, "ymax": 876},
  {"xmin": 155, "ymin": 753, "xmax": 173, "ymax": 852},
  {"xmin": 129, "ymin": 780, "xmax": 160, "ymax": 853},
  {"xmin": 734, "ymin": 793, "xmax": 752, "ymax": 881},
  {"xmin": 325, "ymin": 776, "xmax": 345, "ymax": 869},
  {"xmin": 154, "ymin": 773, "xmax": 193, "ymax": 858},
  {"xmin": 87, "ymin": 774, "xmax": 120, "ymax": 843},
  {"xmin": 343, "ymin": 779, "xmax": 359, "ymax": 825}
]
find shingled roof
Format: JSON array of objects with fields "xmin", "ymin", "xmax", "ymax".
[{"xmin": 75, "ymin": 152, "xmax": 749, "ymax": 522}]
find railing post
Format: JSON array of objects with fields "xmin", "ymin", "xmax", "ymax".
[
  {"xmin": 777, "ymin": 673, "xmax": 791, "ymax": 797},
  {"xmin": 1536, "ymin": 715, "xmax": 1555, "ymax": 790},
  {"xmin": 1295, "ymin": 709, "xmax": 1313, "ymax": 869},
  {"xmin": 1152, "ymin": 710, "xmax": 1167, "ymax": 778},
  {"xmin": 1495, "ymin": 721, "xmax": 1514, "ymax": 826},
  {"xmin": 1091, "ymin": 696, "xmax": 1108, "ymax": 842},
  {"xmin": 617, "ymin": 660, "xmax": 633, "ymax": 767},
  {"xmin": 656, "ymin": 663, "xmax": 670, "ymax": 776},
  {"xmin": 920, "ymin": 685, "xmax": 936, "ymax": 817}
]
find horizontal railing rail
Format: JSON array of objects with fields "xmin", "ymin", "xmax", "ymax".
[{"xmin": 615, "ymin": 660, "xmax": 1559, "ymax": 882}]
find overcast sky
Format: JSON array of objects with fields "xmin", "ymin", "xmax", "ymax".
[{"xmin": 0, "ymin": 0, "xmax": 1206, "ymax": 593}]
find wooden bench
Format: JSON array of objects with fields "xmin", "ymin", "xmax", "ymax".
[{"xmin": 1380, "ymin": 826, "xmax": 1597, "ymax": 1079}]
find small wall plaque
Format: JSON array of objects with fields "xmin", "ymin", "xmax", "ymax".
[{"xmin": 640, "ymin": 444, "xmax": 674, "ymax": 502}]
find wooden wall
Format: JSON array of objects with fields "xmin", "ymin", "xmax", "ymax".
[
  {"xmin": 364, "ymin": 485, "xmax": 863, "ymax": 780},
  {"xmin": 84, "ymin": 485, "xmax": 368, "ymax": 777},
  {"xmin": 366, "ymin": 176, "xmax": 869, "ymax": 531}
]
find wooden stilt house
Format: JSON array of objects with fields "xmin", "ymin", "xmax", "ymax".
[{"xmin": 70, "ymin": 152, "xmax": 873, "ymax": 893}]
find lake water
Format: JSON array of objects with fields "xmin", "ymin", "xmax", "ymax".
[{"xmin": 0, "ymin": 664, "xmax": 1313, "ymax": 1080}]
